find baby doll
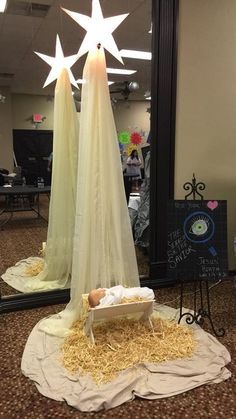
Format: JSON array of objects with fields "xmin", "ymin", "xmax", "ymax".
[{"xmin": 88, "ymin": 285, "xmax": 154, "ymax": 308}]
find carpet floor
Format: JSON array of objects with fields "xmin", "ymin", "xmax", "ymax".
[
  {"xmin": 0, "ymin": 196, "xmax": 149, "ymax": 297},
  {"xmin": 1, "ymin": 281, "xmax": 235, "ymax": 418},
  {"xmin": 0, "ymin": 198, "xmax": 235, "ymax": 418}
]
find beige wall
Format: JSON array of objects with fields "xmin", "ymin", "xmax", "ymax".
[
  {"xmin": 0, "ymin": 87, "xmax": 13, "ymax": 172},
  {"xmin": 113, "ymin": 100, "xmax": 150, "ymax": 134},
  {"xmin": 2, "ymin": 92, "xmax": 149, "ymax": 172},
  {"xmin": 12, "ymin": 93, "xmax": 54, "ymax": 130},
  {"xmin": 11, "ymin": 94, "xmax": 150, "ymax": 133},
  {"xmin": 175, "ymin": 0, "xmax": 236, "ymax": 268}
]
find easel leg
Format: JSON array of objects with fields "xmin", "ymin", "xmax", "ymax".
[
  {"xmin": 178, "ymin": 279, "xmax": 225, "ymax": 337},
  {"xmin": 200, "ymin": 279, "xmax": 225, "ymax": 337}
]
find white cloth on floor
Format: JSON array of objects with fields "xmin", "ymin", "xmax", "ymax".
[
  {"xmin": 21, "ymin": 304, "xmax": 231, "ymax": 412},
  {"xmin": 99, "ymin": 285, "xmax": 154, "ymax": 306}
]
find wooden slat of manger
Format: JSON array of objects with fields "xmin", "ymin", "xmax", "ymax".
[{"xmin": 85, "ymin": 300, "xmax": 155, "ymax": 344}]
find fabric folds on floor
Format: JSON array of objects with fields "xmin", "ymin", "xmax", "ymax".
[{"xmin": 21, "ymin": 305, "xmax": 231, "ymax": 412}]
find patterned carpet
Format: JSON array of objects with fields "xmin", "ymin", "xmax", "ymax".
[
  {"xmin": 0, "ymin": 195, "xmax": 49, "ymax": 296},
  {"xmin": 0, "ymin": 198, "xmax": 235, "ymax": 418},
  {"xmin": 0, "ymin": 196, "xmax": 149, "ymax": 297}
]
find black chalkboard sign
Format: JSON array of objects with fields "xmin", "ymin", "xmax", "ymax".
[{"xmin": 167, "ymin": 200, "xmax": 228, "ymax": 281}]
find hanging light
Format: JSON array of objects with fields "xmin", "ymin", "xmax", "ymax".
[
  {"xmin": 0, "ymin": 94, "xmax": 6, "ymax": 103},
  {"xmin": 128, "ymin": 81, "xmax": 139, "ymax": 92},
  {"xmin": 0, "ymin": 0, "xmax": 7, "ymax": 13}
]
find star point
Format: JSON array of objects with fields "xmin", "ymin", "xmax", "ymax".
[
  {"xmin": 34, "ymin": 35, "xmax": 79, "ymax": 88},
  {"xmin": 62, "ymin": 0, "xmax": 128, "ymax": 64}
]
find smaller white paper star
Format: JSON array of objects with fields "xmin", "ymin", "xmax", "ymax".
[
  {"xmin": 34, "ymin": 35, "xmax": 79, "ymax": 88},
  {"xmin": 62, "ymin": 0, "xmax": 128, "ymax": 64}
]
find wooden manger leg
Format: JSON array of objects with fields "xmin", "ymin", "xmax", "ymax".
[
  {"xmin": 84, "ymin": 312, "xmax": 95, "ymax": 344},
  {"xmin": 148, "ymin": 316, "xmax": 154, "ymax": 332},
  {"xmin": 139, "ymin": 302, "xmax": 154, "ymax": 332}
]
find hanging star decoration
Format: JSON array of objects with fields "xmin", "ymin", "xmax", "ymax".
[
  {"xmin": 34, "ymin": 35, "xmax": 79, "ymax": 88},
  {"xmin": 62, "ymin": 0, "xmax": 128, "ymax": 64}
]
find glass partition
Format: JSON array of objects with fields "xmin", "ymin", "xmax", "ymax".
[{"xmin": 0, "ymin": 0, "xmax": 179, "ymax": 311}]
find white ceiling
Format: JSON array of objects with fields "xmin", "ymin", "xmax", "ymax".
[{"xmin": 0, "ymin": 0, "xmax": 152, "ymax": 100}]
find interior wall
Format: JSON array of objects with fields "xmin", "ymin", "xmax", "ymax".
[
  {"xmin": 113, "ymin": 100, "xmax": 150, "ymax": 134},
  {"xmin": 4, "ymin": 93, "xmax": 149, "ymax": 172},
  {"xmin": 12, "ymin": 93, "xmax": 54, "ymax": 130},
  {"xmin": 11, "ymin": 94, "xmax": 150, "ymax": 133},
  {"xmin": 175, "ymin": 0, "xmax": 236, "ymax": 269},
  {"xmin": 0, "ymin": 87, "xmax": 13, "ymax": 172}
]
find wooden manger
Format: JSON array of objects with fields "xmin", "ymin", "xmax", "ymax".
[{"xmin": 84, "ymin": 300, "xmax": 155, "ymax": 344}]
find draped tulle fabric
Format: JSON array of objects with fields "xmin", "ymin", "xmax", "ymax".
[
  {"xmin": 39, "ymin": 47, "xmax": 140, "ymax": 336},
  {"xmin": 1, "ymin": 69, "xmax": 79, "ymax": 292}
]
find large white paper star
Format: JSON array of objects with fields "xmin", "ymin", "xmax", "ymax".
[
  {"xmin": 34, "ymin": 35, "xmax": 79, "ymax": 88},
  {"xmin": 62, "ymin": 0, "xmax": 128, "ymax": 64}
]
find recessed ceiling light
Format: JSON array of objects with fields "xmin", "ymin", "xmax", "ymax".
[
  {"xmin": 120, "ymin": 49, "xmax": 151, "ymax": 60},
  {"xmin": 0, "ymin": 0, "xmax": 7, "ymax": 13},
  {"xmin": 76, "ymin": 78, "xmax": 114, "ymax": 85},
  {"xmin": 106, "ymin": 68, "xmax": 137, "ymax": 75},
  {"xmin": 76, "ymin": 79, "xmax": 85, "ymax": 84},
  {"xmin": 145, "ymin": 96, "xmax": 151, "ymax": 100}
]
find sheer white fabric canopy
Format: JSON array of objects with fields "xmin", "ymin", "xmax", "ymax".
[
  {"xmin": 39, "ymin": 47, "xmax": 140, "ymax": 336},
  {"xmin": 2, "ymin": 69, "xmax": 79, "ymax": 292}
]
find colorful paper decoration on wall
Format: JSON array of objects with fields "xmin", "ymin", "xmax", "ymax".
[
  {"xmin": 125, "ymin": 143, "xmax": 138, "ymax": 156},
  {"xmin": 118, "ymin": 131, "xmax": 130, "ymax": 144},
  {"xmin": 130, "ymin": 131, "xmax": 142, "ymax": 145}
]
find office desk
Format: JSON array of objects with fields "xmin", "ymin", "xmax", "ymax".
[{"xmin": 0, "ymin": 185, "xmax": 50, "ymax": 227}]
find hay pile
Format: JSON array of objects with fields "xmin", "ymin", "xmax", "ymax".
[
  {"xmin": 38, "ymin": 242, "xmax": 46, "ymax": 257},
  {"xmin": 62, "ymin": 315, "xmax": 195, "ymax": 385},
  {"xmin": 25, "ymin": 259, "xmax": 44, "ymax": 276}
]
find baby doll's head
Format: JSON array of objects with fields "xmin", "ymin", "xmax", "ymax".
[{"xmin": 88, "ymin": 288, "xmax": 106, "ymax": 307}]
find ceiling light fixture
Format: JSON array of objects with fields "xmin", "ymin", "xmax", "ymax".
[
  {"xmin": 106, "ymin": 68, "xmax": 137, "ymax": 75},
  {"xmin": 0, "ymin": 93, "xmax": 6, "ymax": 103},
  {"xmin": 0, "ymin": 0, "xmax": 7, "ymax": 13},
  {"xmin": 144, "ymin": 90, "xmax": 151, "ymax": 100},
  {"xmin": 76, "ymin": 78, "xmax": 114, "ymax": 85},
  {"xmin": 120, "ymin": 49, "xmax": 151, "ymax": 60}
]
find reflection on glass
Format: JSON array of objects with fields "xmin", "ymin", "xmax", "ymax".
[{"xmin": 0, "ymin": 0, "xmax": 151, "ymax": 299}]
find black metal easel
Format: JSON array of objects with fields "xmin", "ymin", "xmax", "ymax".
[{"xmin": 178, "ymin": 174, "xmax": 225, "ymax": 337}]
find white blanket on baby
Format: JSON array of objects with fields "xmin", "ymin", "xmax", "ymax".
[{"xmin": 99, "ymin": 285, "xmax": 154, "ymax": 306}]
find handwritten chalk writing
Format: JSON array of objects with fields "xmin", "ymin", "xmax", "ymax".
[
  {"xmin": 174, "ymin": 202, "xmax": 201, "ymax": 210},
  {"xmin": 168, "ymin": 229, "xmax": 182, "ymax": 241},
  {"xmin": 200, "ymin": 266, "xmax": 220, "ymax": 273},
  {"xmin": 199, "ymin": 257, "xmax": 219, "ymax": 265},
  {"xmin": 168, "ymin": 245, "xmax": 196, "ymax": 268},
  {"xmin": 199, "ymin": 264, "xmax": 222, "ymax": 278},
  {"xmin": 167, "ymin": 200, "xmax": 227, "ymax": 281},
  {"xmin": 168, "ymin": 234, "xmax": 189, "ymax": 250},
  {"xmin": 174, "ymin": 202, "xmax": 185, "ymax": 209},
  {"xmin": 187, "ymin": 202, "xmax": 201, "ymax": 209},
  {"xmin": 167, "ymin": 228, "xmax": 197, "ymax": 268}
]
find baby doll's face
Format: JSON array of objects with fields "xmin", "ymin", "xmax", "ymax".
[{"xmin": 88, "ymin": 288, "xmax": 106, "ymax": 307}]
